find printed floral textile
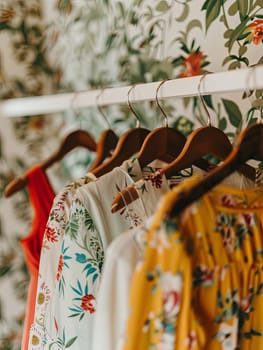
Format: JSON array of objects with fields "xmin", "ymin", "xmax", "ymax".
[
  {"xmin": 38, "ymin": 159, "xmax": 169, "ymax": 349},
  {"xmin": 29, "ymin": 173, "xmax": 96, "ymax": 349},
  {"xmin": 123, "ymin": 176, "xmax": 263, "ymax": 350}
]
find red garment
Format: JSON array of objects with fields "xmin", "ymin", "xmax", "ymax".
[{"xmin": 20, "ymin": 165, "xmax": 55, "ymax": 350}]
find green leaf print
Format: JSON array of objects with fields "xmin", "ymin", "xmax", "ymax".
[
  {"xmin": 222, "ymin": 99, "xmax": 242, "ymax": 128},
  {"xmin": 186, "ymin": 19, "xmax": 203, "ymax": 33},
  {"xmin": 66, "ymin": 336, "xmax": 78, "ymax": 348},
  {"xmin": 227, "ymin": 18, "xmax": 251, "ymax": 51},
  {"xmin": 251, "ymin": 328, "xmax": 263, "ymax": 336},
  {"xmin": 83, "ymin": 209, "xmax": 95, "ymax": 232},
  {"xmin": 228, "ymin": 1, "xmax": 239, "ymax": 16},
  {"xmin": 203, "ymin": 0, "xmax": 222, "ymax": 30},
  {"xmin": 237, "ymin": 0, "xmax": 248, "ymax": 18},
  {"xmin": 71, "ymin": 280, "xmax": 84, "ymax": 296},
  {"xmin": 65, "ymin": 217, "xmax": 79, "ymax": 240},
  {"xmin": 92, "ymin": 273, "xmax": 99, "ymax": 283},
  {"xmin": 206, "ymin": 0, "xmax": 221, "ymax": 30},
  {"xmin": 59, "ymin": 275, "xmax": 66, "ymax": 297},
  {"xmin": 156, "ymin": 0, "xmax": 170, "ymax": 12},
  {"xmin": 49, "ymin": 331, "xmax": 77, "ymax": 349},
  {"xmin": 176, "ymin": 3, "xmax": 189, "ymax": 22}
]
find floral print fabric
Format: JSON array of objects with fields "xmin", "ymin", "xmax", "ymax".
[
  {"xmin": 92, "ymin": 167, "xmax": 259, "ymax": 350},
  {"xmin": 29, "ymin": 173, "xmax": 96, "ymax": 349},
  {"xmin": 123, "ymin": 176, "xmax": 263, "ymax": 350},
  {"xmin": 40, "ymin": 159, "xmax": 172, "ymax": 350},
  {"xmin": 114, "ymin": 167, "xmax": 193, "ymax": 226}
]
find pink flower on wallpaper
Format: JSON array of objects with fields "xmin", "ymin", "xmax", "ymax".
[
  {"xmin": 180, "ymin": 52, "xmax": 204, "ymax": 78},
  {"xmin": 247, "ymin": 19, "xmax": 263, "ymax": 45}
]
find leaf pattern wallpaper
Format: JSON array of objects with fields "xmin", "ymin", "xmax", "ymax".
[
  {"xmin": 0, "ymin": 1, "xmax": 63, "ymax": 349},
  {"xmin": 0, "ymin": 0, "xmax": 262, "ymax": 349},
  {"xmin": 48, "ymin": 0, "xmax": 263, "ymax": 137}
]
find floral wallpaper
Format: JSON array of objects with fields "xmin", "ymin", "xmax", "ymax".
[
  {"xmin": 48, "ymin": 0, "xmax": 263, "ymax": 138},
  {"xmin": 0, "ymin": 1, "xmax": 62, "ymax": 349},
  {"xmin": 0, "ymin": 0, "xmax": 262, "ymax": 349}
]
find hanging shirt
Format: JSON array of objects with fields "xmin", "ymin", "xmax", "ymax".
[
  {"xmin": 123, "ymin": 176, "xmax": 263, "ymax": 350},
  {"xmin": 92, "ymin": 168, "xmax": 258, "ymax": 350},
  {"xmin": 91, "ymin": 169, "xmax": 194, "ymax": 350},
  {"xmin": 91, "ymin": 223, "xmax": 148, "ymax": 350},
  {"xmin": 19, "ymin": 165, "xmax": 55, "ymax": 350},
  {"xmin": 42, "ymin": 159, "xmax": 180, "ymax": 350},
  {"xmin": 29, "ymin": 173, "xmax": 96, "ymax": 350}
]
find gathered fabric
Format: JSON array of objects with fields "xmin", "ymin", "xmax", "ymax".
[{"xmin": 123, "ymin": 176, "xmax": 263, "ymax": 350}]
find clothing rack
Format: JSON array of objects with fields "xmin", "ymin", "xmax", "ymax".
[{"xmin": 0, "ymin": 66, "xmax": 263, "ymax": 118}]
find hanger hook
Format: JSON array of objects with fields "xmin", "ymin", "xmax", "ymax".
[
  {"xmin": 246, "ymin": 65, "xmax": 263, "ymax": 124},
  {"xmin": 96, "ymin": 88, "xmax": 112, "ymax": 129},
  {"xmin": 70, "ymin": 91, "xmax": 82, "ymax": 128},
  {"xmin": 198, "ymin": 73, "xmax": 212, "ymax": 127},
  {"xmin": 127, "ymin": 85, "xmax": 141, "ymax": 128},
  {"xmin": 156, "ymin": 79, "xmax": 169, "ymax": 127}
]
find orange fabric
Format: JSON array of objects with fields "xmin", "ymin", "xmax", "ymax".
[{"xmin": 20, "ymin": 165, "xmax": 55, "ymax": 350}]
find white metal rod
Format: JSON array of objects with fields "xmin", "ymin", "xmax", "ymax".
[{"xmin": 0, "ymin": 66, "xmax": 263, "ymax": 118}]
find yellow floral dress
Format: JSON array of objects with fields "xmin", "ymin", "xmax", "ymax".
[{"xmin": 123, "ymin": 176, "xmax": 263, "ymax": 350}]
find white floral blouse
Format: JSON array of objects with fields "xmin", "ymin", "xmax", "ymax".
[{"xmin": 29, "ymin": 173, "xmax": 96, "ymax": 349}]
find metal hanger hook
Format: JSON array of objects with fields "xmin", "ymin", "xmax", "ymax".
[
  {"xmin": 198, "ymin": 73, "xmax": 212, "ymax": 127},
  {"xmin": 70, "ymin": 91, "xmax": 82, "ymax": 128},
  {"xmin": 156, "ymin": 80, "xmax": 169, "ymax": 127},
  {"xmin": 96, "ymin": 88, "xmax": 112, "ymax": 129},
  {"xmin": 127, "ymin": 85, "xmax": 141, "ymax": 128},
  {"xmin": 246, "ymin": 65, "xmax": 263, "ymax": 124}
]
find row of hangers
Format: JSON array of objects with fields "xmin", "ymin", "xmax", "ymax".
[
  {"xmin": 4, "ymin": 78, "xmax": 207, "ymax": 197},
  {"xmin": 4, "ymin": 73, "xmax": 263, "ymax": 221},
  {"xmin": 111, "ymin": 74, "xmax": 262, "ymax": 213}
]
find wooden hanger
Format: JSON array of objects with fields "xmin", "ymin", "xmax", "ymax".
[
  {"xmin": 91, "ymin": 85, "xmax": 150, "ymax": 177},
  {"xmin": 169, "ymin": 122, "xmax": 263, "ymax": 218},
  {"xmin": 89, "ymin": 94, "xmax": 119, "ymax": 171},
  {"xmin": 161, "ymin": 74, "xmax": 255, "ymax": 181},
  {"xmin": 89, "ymin": 129, "xmax": 119, "ymax": 171},
  {"xmin": 4, "ymin": 129, "xmax": 97, "ymax": 198},
  {"xmin": 161, "ymin": 125, "xmax": 255, "ymax": 180},
  {"xmin": 136, "ymin": 80, "xmax": 187, "ymax": 169},
  {"xmin": 111, "ymin": 123, "xmax": 247, "ymax": 214},
  {"xmin": 111, "ymin": 80, "xmax": 211, "ymax": 213}
]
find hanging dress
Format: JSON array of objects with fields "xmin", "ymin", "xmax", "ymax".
[
  {"xmin": 123, "ymin": 176, "xmax": 263, "ymax": 350},
  {"xmin": 20, "ymin": 165, "xmax": 55, "ymax": 350},
  {"xmin": 92, "ymin": 169, "xmax": 257, "ymax": 350}
]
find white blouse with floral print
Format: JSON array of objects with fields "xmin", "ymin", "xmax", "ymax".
[{"xmin": 29, "ymin": 173, "xmax": 96, "ymax": 349}]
